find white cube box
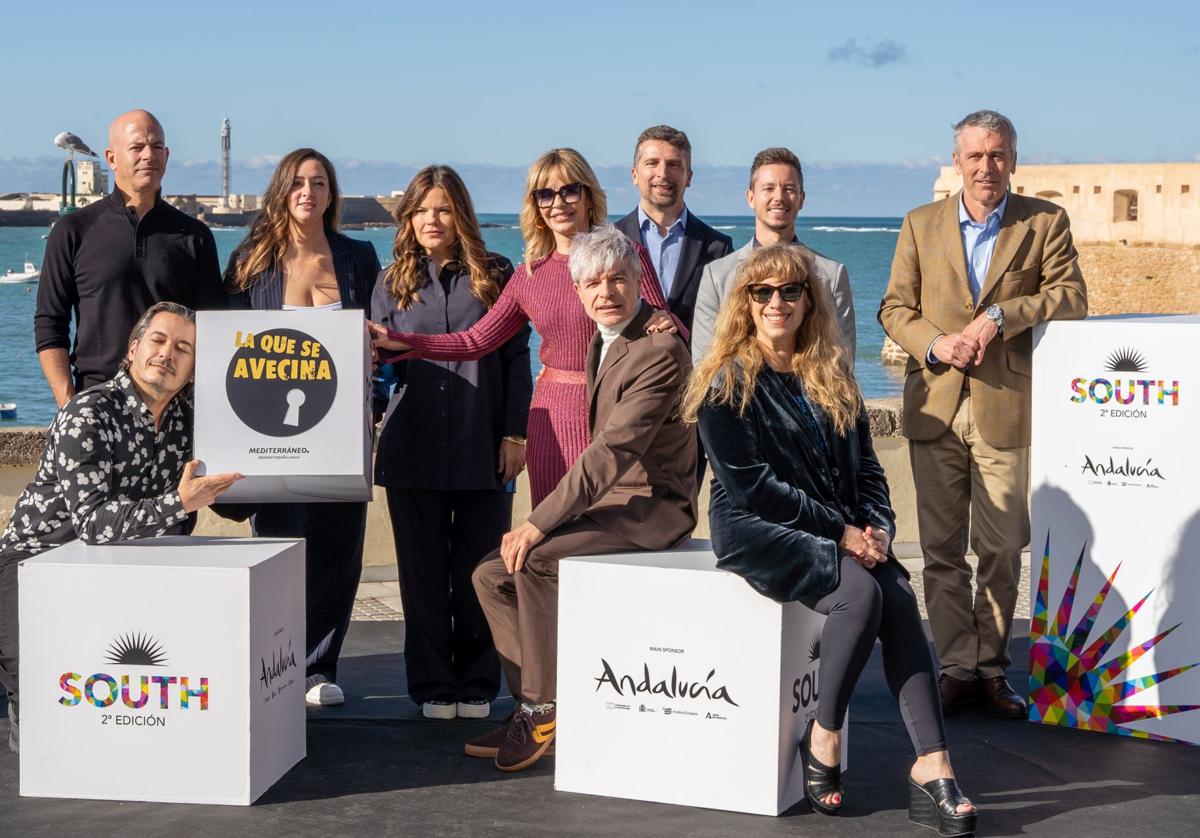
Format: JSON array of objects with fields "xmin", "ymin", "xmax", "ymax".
[
  {"xmin": 555, "ymin": 539, "xmax": 843, "ymax": 816},
  {"xmin": 194, "ymin": 308, "xmax": 372, "ymax": 503},
  {"xmin": 19, "ymin": 536, "xmax": 306, "ymax": 805}
]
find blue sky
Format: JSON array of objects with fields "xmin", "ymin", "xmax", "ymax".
[{"xmin": 4, "ymin": 1, "xmax": 1198, "ymax": 214}]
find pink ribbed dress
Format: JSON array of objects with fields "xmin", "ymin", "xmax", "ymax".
[{"xmin": 393, "ymin": 248, "xmax": 678, "ymax": 505}]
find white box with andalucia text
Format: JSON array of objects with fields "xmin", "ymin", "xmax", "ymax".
[{"xmin": 555, "ymin": 539, "xmax": 843, "ymax": 816}]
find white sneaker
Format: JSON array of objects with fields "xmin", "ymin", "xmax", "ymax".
[
  {"xmin": 422, "ymin": 700, "xmax": 456, "ymax": 720},
  {"xmin": 305, "ymin": 676, "xmax": 345, "ymax": 707},
  {"xmin": 456, "ymin": 699, "xmax": 491, "ymax": 719}
]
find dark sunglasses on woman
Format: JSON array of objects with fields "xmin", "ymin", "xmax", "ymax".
[
  {"xmin": 531, "ymin": 182, "xmax": 585, "ymax": 209},
  {"xmin": 747, "ymin": 281, "xmax": 809, "ymax": 303}
]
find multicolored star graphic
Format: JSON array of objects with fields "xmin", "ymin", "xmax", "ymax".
[{"xmin": 1029, "ymin": 533, "xmax": 1200, "ymax": 742}]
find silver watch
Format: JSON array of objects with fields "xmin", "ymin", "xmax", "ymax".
[{"xmin": 985, "ymin": 304, "xmax": 1004, "ymax": 334}]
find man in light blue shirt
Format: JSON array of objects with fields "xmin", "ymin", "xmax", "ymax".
[
  {"xmin": 638, "ymin": 203, "xmax": 688, "ymax": 300},
  {"xmin": 927, "ymin": 192, "xmax": 1008, "ymax": 363},
  {"xmin": 614, "ymin": 125, "xmax": 733, "ymax": 336}
]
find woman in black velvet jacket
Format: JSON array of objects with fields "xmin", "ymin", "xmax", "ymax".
[{"xmin": 683, "ymin": 244, "xmax": 976, "ymax": 836}]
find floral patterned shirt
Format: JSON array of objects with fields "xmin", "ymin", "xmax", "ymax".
[{"xmin": 0, "ymin": 370, "xmax": 193, "ymax": 561}]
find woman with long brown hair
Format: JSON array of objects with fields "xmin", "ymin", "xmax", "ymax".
[
  {"xmin": 371, "ymin": 165, "xmax": 532, "ymax": 720},
  {"xmin": 224, "ymin": 148, "xmax": 381, "ymax": 708},
  {"xmin": 683, "ymin": 245, "xmax": 976, "ymax": 835},
  {"xmin": 369, "ymin": 148, "xmax": 680, "ymax": 507}
]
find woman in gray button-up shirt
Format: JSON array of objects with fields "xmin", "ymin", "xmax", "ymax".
[{"xmin": 371, "ymin": 165, "xmax": 532, "ymax": 721}]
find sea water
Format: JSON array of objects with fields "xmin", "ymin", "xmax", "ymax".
[{"xmin": 0, "ymin": 215, "xmax": 904, "ymax": 427}]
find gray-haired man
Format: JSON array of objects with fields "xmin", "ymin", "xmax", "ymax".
[
  {"xmin": 879, "ymin": 110, "xmax": 1086, "ymax": 719},
  {"xmin": 466, "ymin": 226, "xmax": 697, "ymax": 773}
]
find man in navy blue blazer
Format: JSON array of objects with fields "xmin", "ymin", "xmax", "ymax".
[{"xmin": 615, "ymin": 125, "xmax": 733, "ymax": 339}]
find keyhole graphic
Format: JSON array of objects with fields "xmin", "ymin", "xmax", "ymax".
[{"xmin": 283, "ymin": 388, "xmax": 306, "ymax": 427}]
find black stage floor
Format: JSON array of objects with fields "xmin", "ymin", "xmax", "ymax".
[{"xmin": 2, "ymin": 619, "xmax": 1198, "ymax": 837}]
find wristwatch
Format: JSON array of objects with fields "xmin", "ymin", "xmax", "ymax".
[{"xmin": 985, "ymin": 304, "xmax": 1005, "ymax": 335}]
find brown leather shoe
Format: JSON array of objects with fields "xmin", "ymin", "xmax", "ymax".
[
  {"xmin": 938, "ymin": 673, "xmax": 979, "ymax": 715},
  {"xmin": 980, "ymin": 675, "xmax": 1027, "ymax": 719}
]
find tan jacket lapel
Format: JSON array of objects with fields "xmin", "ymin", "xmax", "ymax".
[{"xmin": 940, "ymin": 193, "xmax": 971, "ymax": 296}]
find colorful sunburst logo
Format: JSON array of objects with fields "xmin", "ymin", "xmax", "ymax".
[{"xmin": 1029, "ymin": 534, "xmax": 1200, "ymax": 742}]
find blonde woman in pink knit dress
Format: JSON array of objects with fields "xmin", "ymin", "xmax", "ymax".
[{"xmin": 370, "ymin": 148, "xmax": 681, "ymax": 505}]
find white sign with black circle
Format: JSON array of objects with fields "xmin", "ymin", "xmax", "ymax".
[{"xmin": 194, "ymin": 309, "xmax": 372, "ymax": 502}]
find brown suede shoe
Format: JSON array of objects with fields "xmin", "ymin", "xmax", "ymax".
[
  {"xmin": 980, "ymin": 676, "xmax": 1027, "ymax": 719},
  {"xmin": 938, "ymin": 673, "xmax": 979, "ymax": 715},
  {"xmin": 464, "ymin": 712, "xmax": 556, "ymax": 759},
  {"xmin": 495, "ymin": 704, "xmax": 556, "ymax": 772}
]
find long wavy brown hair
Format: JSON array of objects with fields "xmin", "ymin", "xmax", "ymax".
[
  {"xmin": 382, "ymin": 165, "xmax": 499, "ymax": 310},
  {"xmin": 519, "ymin": 148, "xmax": 608, "ymax": 267},
  {"xmin": 681, "ymin": 244, "xmax": 861, "ymax": 435},
  {"xmin": 229, "ymin": 148, "xmax": 341, "ymax": 289}
]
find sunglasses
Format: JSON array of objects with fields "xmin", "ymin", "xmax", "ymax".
[
  {"xmin": 531, "ymin": 182, "xmax": 585, "ymax": 209},
  {"xmin": 747, "ymin": 282, "xmax": 808, "ymax": 303}
]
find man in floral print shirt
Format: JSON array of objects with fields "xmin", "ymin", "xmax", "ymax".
[{"xmin": 0, "ymin": 301, "xmax": 241, "ymax": 752}]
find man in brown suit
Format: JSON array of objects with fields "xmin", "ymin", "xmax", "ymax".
[
  {"xmin": 879, "ymin": 110, "xmax": 1086, "ymax": 719},
  {"xmin": 467, "ymin": 226, "xmax": 697, "ymax": 772}
]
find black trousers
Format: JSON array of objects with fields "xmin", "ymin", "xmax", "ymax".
[
  {"xmin": 0, "ymin": 551, "xmax": 22, "ymax": 713},
  {"xmin": 385, "ymin": 487, "xmax": 509, "ymax": 705},
  {"xmin": 802, "ymin": 556, "xmax": 947, "ymax": 756},
  {"xmin": 253, "ymin": 501, "xmax": 367, "ymax": 683}
]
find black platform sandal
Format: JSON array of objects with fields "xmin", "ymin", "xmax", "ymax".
[
  {"xmin": 907, "ymin": 775, "xmax": 977, "ymax": 837},
  {"xmin": 799, "ymin": 718, "xmax": 843, "ymax": 816}
]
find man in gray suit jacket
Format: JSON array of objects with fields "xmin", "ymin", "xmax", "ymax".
[{"xmin": 692, "ymin": 147, "xmax": 856, "ymax": 365}]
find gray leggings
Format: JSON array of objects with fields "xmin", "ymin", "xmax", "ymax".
[{"xmin": 802, "ymin": 555, "xmax": 947, "ymax": 756}]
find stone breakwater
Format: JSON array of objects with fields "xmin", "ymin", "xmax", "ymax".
[{"xmin": 881, "ymin": 242, "xmax": 1200, "ymax": 364}]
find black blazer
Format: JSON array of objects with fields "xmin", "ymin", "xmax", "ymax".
[
  {"xmin": 698, "ymin": 369, "xmax": 898, "ymax": 603},
  {"xmin": 616, "ymin": 209, "xmax": 733, "ymax": 335},
  {"xmin": 222, "ymin": 230, "xmax": 381, "ymax": 311}
]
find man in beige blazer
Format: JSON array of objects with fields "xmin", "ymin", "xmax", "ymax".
[
  {"xmin": 879, "ymin": 110, "xmax": 1086, "ymax": 719},
  {"xmin": 468, "ymin": 226, "xmax": 697, "ymax": 772}
]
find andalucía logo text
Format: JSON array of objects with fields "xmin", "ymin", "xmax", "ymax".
[{"xmin": 593, "ymin": 658, "xmax": 739, "ymax": 706}]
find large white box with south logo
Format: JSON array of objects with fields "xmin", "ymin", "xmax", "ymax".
[
  {"xmin": 194, "ymin": 309, "xmax": 372, "ymax": 502},
  {"xmin": 18, "ymin": 536, "xmax": 306, "ymax": 804},
  {"xmin": 1030, "ymin": 316, "xmax": 1200, "ymax": 745},
  {"xmin": 555, "ymin": 539, "xmax": 843, "ymax": 815}
]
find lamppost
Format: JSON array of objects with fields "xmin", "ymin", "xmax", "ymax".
[{"xmin": 53, "ymin": 131, "xmax": 99, "ymax": 215}]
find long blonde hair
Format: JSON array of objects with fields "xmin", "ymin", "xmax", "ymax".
[
  {"xmin": 519, "ymin": 148, "xmax": 607, "ymax": 267},
  {"xmin": 681, "ymin": 244, "xmax": 860, "ymax": 435},
  {"xmin": 382, "ymin": 165, "xmax": 500, "ymax": 310},
  {"xmin": 230, "ymin": 148, "xmax": 341, "ymax": 290}
]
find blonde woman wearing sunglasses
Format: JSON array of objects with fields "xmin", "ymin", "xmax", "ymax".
[{"xmin": 370, "ymin": 148, "xmax": 680, "ymax": 507}]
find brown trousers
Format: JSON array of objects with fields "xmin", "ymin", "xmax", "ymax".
[
  {"xmin": 471, "ymin": 517, "xmax": 640, "ymax": 705},
  {"xmin": 910, "ymin": 390, "xmax": 1030, "ymax": 680}
]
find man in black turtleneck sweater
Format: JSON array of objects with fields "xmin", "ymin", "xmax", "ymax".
[{"xmin": 34, "ymin": 109, "xmax": 225, "ymax": 407}]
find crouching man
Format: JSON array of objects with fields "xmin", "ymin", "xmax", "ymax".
[
  {"xmin": 466, "ymin": 226, "xmax": 697, "ymax": 772},
  {"xmin": 0, "ymin": 302, "xmax": 241, "ymax": 752}
]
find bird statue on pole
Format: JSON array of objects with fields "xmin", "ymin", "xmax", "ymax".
[
  {"xmin": 53, "ymin": 131, "xmax": 98, "ymax": 215},
  {"xmin": 53, "ymin": 131, "xmax": 99, "ymax": 159}
]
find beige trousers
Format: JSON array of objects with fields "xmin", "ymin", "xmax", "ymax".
[{"xmin": 910, "ymin": 390, "xmax": 1029, "ymax": 680}]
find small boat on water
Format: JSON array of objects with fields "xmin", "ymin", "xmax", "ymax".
[
  {"xmin": 0, "ymin": 260, "xmax": 39, "ymax": 284},
  {"xmin": 0, "ymin": 403, "xmax": 18, "ymax": 420}
]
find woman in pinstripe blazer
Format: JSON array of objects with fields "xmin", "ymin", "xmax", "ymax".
[{"xmin": 224, "ymin": 148, "xmax": 381, "ymax": 707}]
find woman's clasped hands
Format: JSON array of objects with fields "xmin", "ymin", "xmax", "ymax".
[{"xmin": 838, "ymin": 524, "xmax": 891, "ymax": 569}]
